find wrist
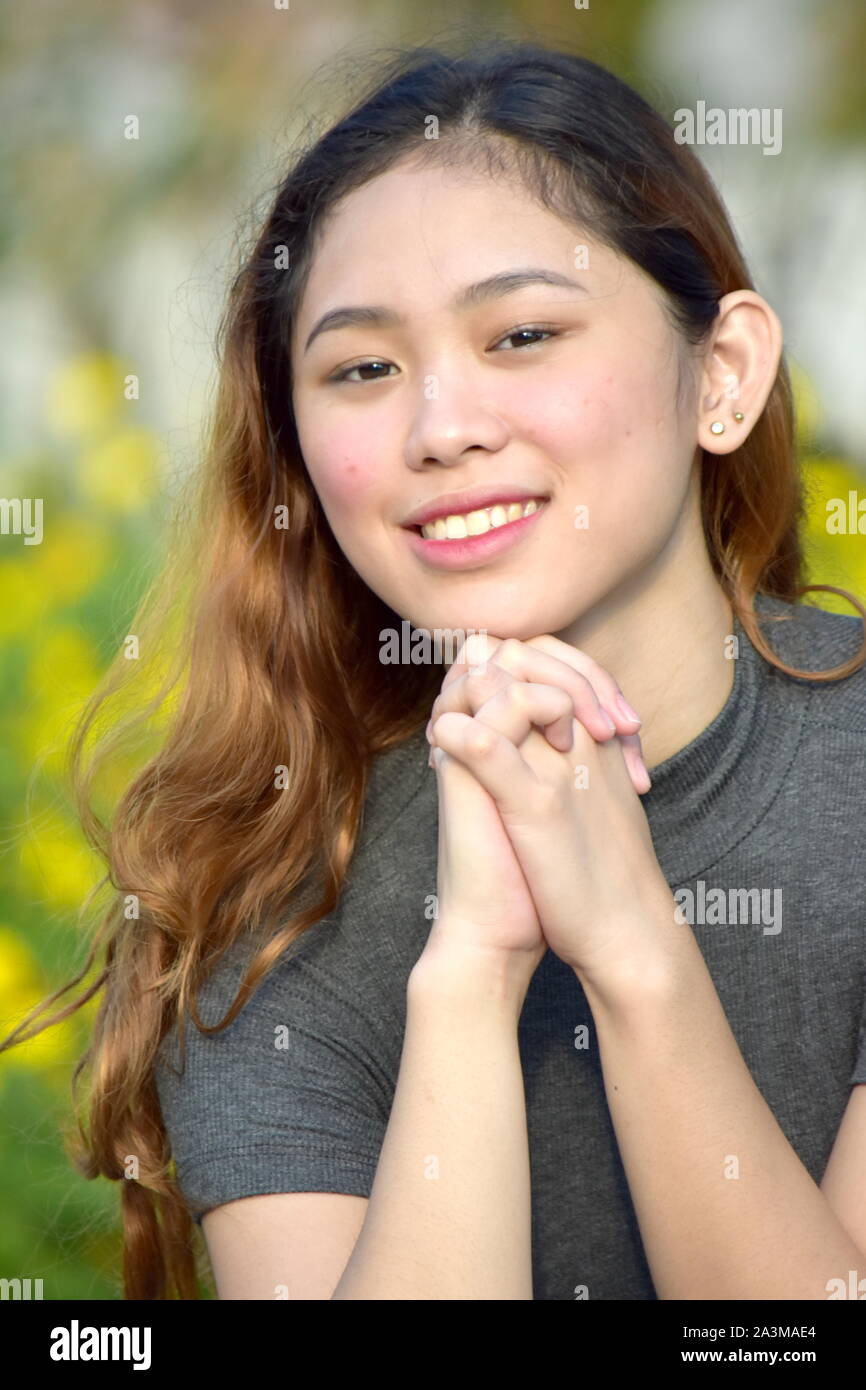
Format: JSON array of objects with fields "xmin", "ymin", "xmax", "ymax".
[
  {"xmin": 574, "ymin": 920, "xmax": 704, "ymax": 1018},
  {"xmin": 575, "ymin": 951, "xmax": 677, "ymax": 1018},
  {"xmin": 572, "ymin": 886, "xmax": 691, "ymax": 1013},
  {"xmin": 411, "ymin": 924, "xmax": 541, "ymax": 1017}
]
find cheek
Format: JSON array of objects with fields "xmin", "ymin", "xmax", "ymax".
[
  {"xmin": 516, "ymin": 360, "xmax": 671, "ymax": 459},
  {"xmin": 301, "ymin": 427, "xmax": 382, "ymax": 513}
]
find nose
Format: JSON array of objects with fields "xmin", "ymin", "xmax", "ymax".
[{"xmin": 403, "ymin": 369, "xmax": 511, "ymax": 470}]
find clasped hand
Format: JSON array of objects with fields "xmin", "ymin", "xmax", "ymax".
[{"xmin": 426, "ymin": 632, "xmax": 679, "ymax": 994}]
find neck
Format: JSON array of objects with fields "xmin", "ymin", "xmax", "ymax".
[{"xmin": 552, "ymin": 502, "xmax": 736, "ymax": 773}]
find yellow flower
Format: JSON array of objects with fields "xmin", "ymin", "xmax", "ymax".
[
  {"xmin": 26, "ymin": 626, "xmax": 102, "ymax": 705},
  {"xmin": 0, "ymin": 927, "xmax": 38, "ymax": 995},
  {"xmin": 802, "ymin": 454, "xmax": 866, "ymax": 610},
  {"xmin": 14, "ymin": 627, "xmax": 103, "ymax": 775},
  {"xmin": 789, "ymin": 359, "xmax": 823, "ymax": 449},
  {"xmin": 0, "ymin": 559, "xmax": 44, "ymax": 638},
  {"xmin": 0, "ymin": 927, "xmax": 79, "ymax": 1072},
  {"xmin": 18, "ymin": 820, "xmax": 104, "ymax": 911},
  {"xmin": 45, "ymin": 353, "xmax": 129, "ymax": 440},
  {"xmin": 78, "ymin": 429, "xmax": 159, "ymax": 513},
  {"xmin": 14, "ymin": 705, "xmax": 80, "ymax": 778},
  {"xmin": 26, "ymin": 512, "xmax": 112, "ymax": 605}
]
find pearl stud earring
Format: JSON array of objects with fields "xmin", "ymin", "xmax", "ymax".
[{"xmin": 710, "ymin": 411, "xmax": 745, "ymax": 436}]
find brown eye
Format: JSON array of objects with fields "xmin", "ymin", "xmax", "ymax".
[
  {"xmin": 493, "ymin": 325, "xmax": 559, "ymax": 351},
  {"xmin": 329, "ymin": 359, "xmax": 396, "ymax": 384}
]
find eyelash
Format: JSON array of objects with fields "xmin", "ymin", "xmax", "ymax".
[{"xmin": 326, "ymin": 324, "xmax": 561, "ymax": 384}]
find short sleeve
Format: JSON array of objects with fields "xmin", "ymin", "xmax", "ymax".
[{"xmin": 154, "ymin": 901, "xmax": 405, "ymax": 1223}]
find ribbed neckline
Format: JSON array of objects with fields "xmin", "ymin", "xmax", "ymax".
[{"xmin": 642, "ymin": 592, "xmax": 810, "ymax": 883}]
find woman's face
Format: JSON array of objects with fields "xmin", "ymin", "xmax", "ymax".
[{"xmin": 289, "ymin": 158, "xmax": 702, "ymax": 641}]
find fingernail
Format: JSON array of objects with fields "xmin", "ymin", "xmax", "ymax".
[
  {"xmin": 600, "ymin": 708, "xmax": 617, "ymax": 734},
  {"xmin": 428, "ymin": 746, "xmax": 435, "ymax": 769},
  {"xmin": 615, "ymin": 692, "xmax": 642, "ymax": 726},
  {"xmin": 637, "ymin": 754, "xmax": 652, "ymax": 790},
  {"xmin": 425, "ymin": 718, "xmax": 433, "ymax": 743}
]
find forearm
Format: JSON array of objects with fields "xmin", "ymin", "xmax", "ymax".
[
  {"xmin": 579, "ymin": 927, "xmax": 865, "ymax": 1300},
  {"xmin": 332, "ymin": 941, "xmax": 533, "ymax": 1300}
]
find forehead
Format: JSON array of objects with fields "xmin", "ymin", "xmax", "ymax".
[{"xmin": 291, "ymin": 161, "xmax": 619, "ymax": 326}]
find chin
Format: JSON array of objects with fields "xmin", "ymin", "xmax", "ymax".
[
  {"xmin": 395, "ymin": 578, "xmax": 596, "ymax": 646},
  {"xmin": 411, "ymin": 611, "xmax": 554, "ymax": 645}
]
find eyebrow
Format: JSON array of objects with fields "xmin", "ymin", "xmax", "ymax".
[{"xmin": 301, "ymin": 267, "xmax": 589, "ymax": 355}]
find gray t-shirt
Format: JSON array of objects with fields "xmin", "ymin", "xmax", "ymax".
[{"xmin": 155, "ymin": 592, "xmax": 866, "ymax": 1299}]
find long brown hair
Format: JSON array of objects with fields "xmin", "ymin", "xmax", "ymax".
[{"xmin": 3, "ymin": 35, "xmax": 865, "ymax": 1300}]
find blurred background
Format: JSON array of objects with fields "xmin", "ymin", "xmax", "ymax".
[{"xmin": 1, "ymin": 0, "xmax": 864, "ymax": 1299}]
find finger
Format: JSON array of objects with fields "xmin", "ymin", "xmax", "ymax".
[
  {"xmin": 433, "ymin": 685, "xmax": 648, "ymax": 796},
  {"xmin": 617, "ymin": 729, "xmax": 652, "ymax": 794},
  {"xmin": 430, "ymin": 711, "xmax": 540, "ymax": 806},
  {"xmin": 524, "ymin": 633, "xmax": 643, "ymax": 735},
  {"xmin": 545, "ymin": 717, "xmax": 649, "ymax": 798},
  {"xmin": 489, "ymin": 638, "xmax": 624, "ymax": 739},
  {"xmin": 434, "ymin": 680, "xmax": 578, "ymax": 754},
  {"xmin": 433, "ymin": 636, "xmax": 617, "ymax": 746},
  {"xmin": 458, "ymin": 691, "xmax": 648, "ymax": 797},
  {"xmin": 448, "ymin": 631, "xmax": 644, "ymax": 739},
  {"xmin": 428, "ymin": 657, "xmax": 511, "ymax": 751},
  {"xmin": 432, "ymin": 656, "xmax": 513, "ymax": 723},
  {"xmin": 434, "ymin": 633, "xmax": 648, "ymax": 776},
  {"xmin": 431, "ymin": 663, "xmax": 585, "ymax": 751},
  {"xmin": 441, "ymin": 631, "xmax": 505, "ymax": 690}
]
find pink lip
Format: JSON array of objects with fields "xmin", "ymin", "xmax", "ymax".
[
  {"xmin": 402, "ymin": 486, "xmax": 549, "ymax": 529},
  {"xmin": 403, "ymin": 500, "xmax": 548, "ymax": 570}
]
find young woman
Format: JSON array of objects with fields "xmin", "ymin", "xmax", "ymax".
[{"xmin": 4, "ymin": 37, "xmax": 866, "ymax": 1301}]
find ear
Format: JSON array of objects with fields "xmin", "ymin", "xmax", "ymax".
[{"xmin": 697, "ymin": 291, "xmax": 783, "ymax": 455}]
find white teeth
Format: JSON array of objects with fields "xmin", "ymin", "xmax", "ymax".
[
  {"xmin": 420, "ymin": 497, "xmax": 544, "ymax": 541},
  {"xmin": 465, "ymin": 509, "xmax": 490, "ymax": 537}
]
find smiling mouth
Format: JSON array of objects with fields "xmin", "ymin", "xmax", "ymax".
[{"xmin": 410, "ymin": 496, "xmax": 548, "ymax": 540}]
